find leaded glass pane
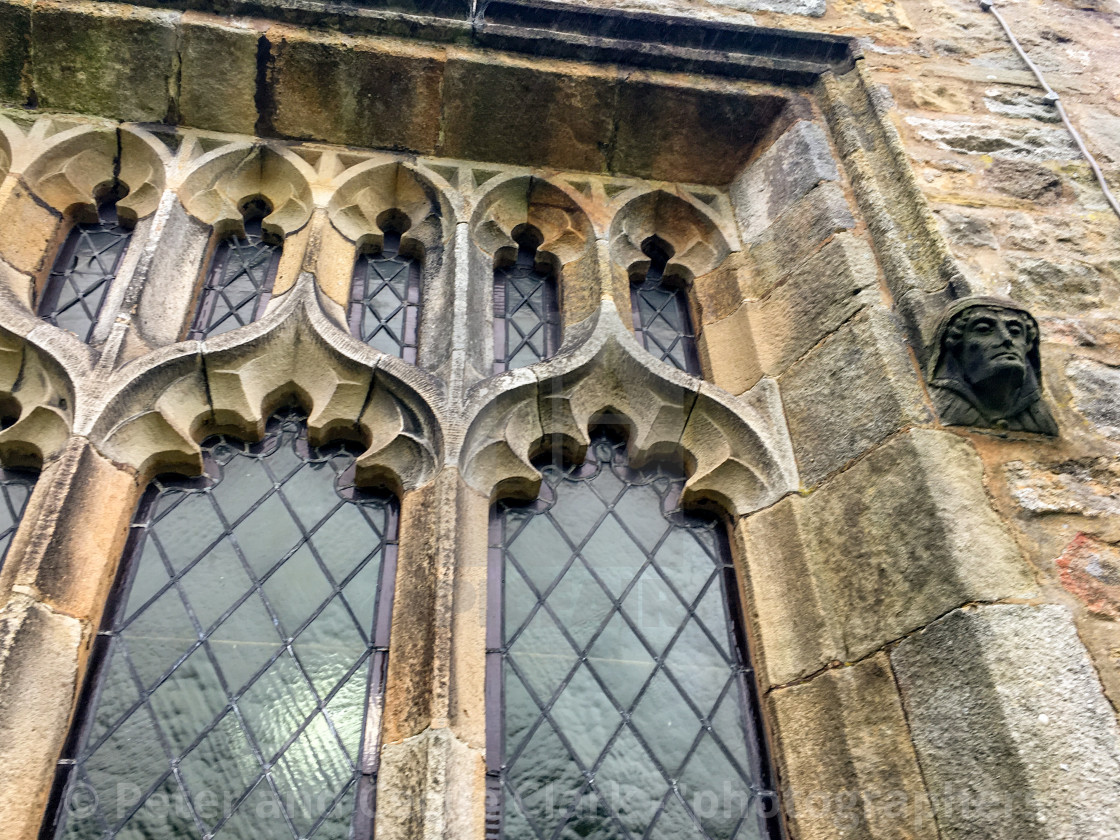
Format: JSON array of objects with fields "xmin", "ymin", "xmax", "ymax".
[
  {"xmin": 348, "ymin": 233, "xmax": 421, "ymax": 362},
  {"xmin": 493, "ymin": 247, "xmax": 560, "ymax": 373},
  {"xmin": 38, "ymin": 205, "xmax": 131, "ymax": 342},
  {"xmin": 49, "ymin": 412, "xmax": 397, "ymax": 840},
  {"xmin": 190, "ymin": 216, "xmax": 282, "ymax": 340},
  {"xmin": 630, "ymin": 248, "xmax": 699, "ymax": 374},
  {"xmin": 488, "ymin": 437, "xmax": 778, "ymax": 840},
  {"xmin": 0, "ymin": 467, "xmax": 35, "ymax": 572}
]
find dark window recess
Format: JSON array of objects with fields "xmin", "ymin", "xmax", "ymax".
[
  {"xmin": 190, "ymin": 203, "xmax": 282, "ymax": 340},
  {"xmin": 630, "ymin": 240, "xmax": 700, "ymax": 375},
  {"xmin": 0, "ymin": 467, "xmax": 35, "ymax": 573},
  {"xmin": 38, "ymin": 201, "xmax": 131, "ymax": 342},
  {"xmin": 493, "ymin": 235, "xmax": 560, "ymax": 373},
  {"xmin": 44, "ymin": 411, "xmax": 398, "ymax": 840},
  {"xmin": 348, "ymin": 231, "xmax": 422, "ymax": 362},
  {"xmin": 487, "ymin": 435, "xmax": 780, "ymax": 840}
]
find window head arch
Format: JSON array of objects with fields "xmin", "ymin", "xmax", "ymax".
[
  {"xmin": 487, "ymin": 432, "xmax": 779, "ymax": 840},
  {"xmin": 348, "ymin": 210, "xmax": 422, "ymax": 362},
  {"xmin": 493, "ymin": 225, "xmax": 560, "ymax": 373},
  {"xmin": 46, "ymin": 410, "xmax": 398, "ymax": 839},
  {"xmin": 630, "ymin": 235, "xmax": 700, "ymax": 375},
  {"xmin": 189, "ymin": 197, "xmax": 283, "ymax": 340},
  {"xmin": 37, "ymin": 183, "xmax": 133, "ymax": 343}
]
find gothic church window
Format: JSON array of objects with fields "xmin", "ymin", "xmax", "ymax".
[
  {"xmin": 630, "ymin": 238, "xmax": 700, "ymax": 375},
  {"xmin": 493, "ymin": 227, "xmax": 560, "ymax": 373},
  {"xmin": 348, "ymin": 219, "xmax": 422, "ymax": 362},
  {"xmin": 189, "ymin": 199, "xmax": 283, "ymax": 340},
  {"xmin": 0, "ymin": 467, "xmax": 35, "ymax": 572},
  {"xmin": 487, "ymin": 434, "xmax": 778, "ymax": 840},
  {"xmin": 38, "ymin": 190, "xmax": 132, "ymax": 343},
  {"xmin": 47, "ymin": 411, "xmax": 398, "ymax": 840}
]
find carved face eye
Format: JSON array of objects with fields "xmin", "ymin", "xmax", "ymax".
[
  {"xmin": 1006, "ymin": 320, "xmax": 1024, "ymax": 337},
  {"xmin": 970, "ymin": 318, "xmax": 995, "ymax": 335}
]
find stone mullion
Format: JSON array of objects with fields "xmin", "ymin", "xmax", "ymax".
[
  {"xmin": 377, "ymin": 466, "xmax": 487, "ymax": 840},
  {"xmin": 0, "ymin": 435, "xmax": 141, "ymax": 840}
]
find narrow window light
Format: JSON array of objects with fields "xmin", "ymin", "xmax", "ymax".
[
  {"xmin": 487, "ymin": 434, "xmax": 781, "ymax": 840},
  {"xmin": 348, "ymin": 214, "xmax": 422, "ymax": 363},
  {"xmin": 38, "ymin": 186, "xmax": 132, "ymax": 342},
  {"xmin": 493, "ymin": 227, "xmax": 560, "ymax": 373},
  {"xmin": 0, "ymin": 466, "xmax": 35, "ymax": 574},
  {"xmin": 630, "ymin": 237, "xmax": 700, "ymax": 375},
  {"xmin": 189, "ymin": 198, "xmax": 283, "ymax": 340},
  {"xmin": 43, "ymin": 411, "xmax": 399, "ymax": 840}
]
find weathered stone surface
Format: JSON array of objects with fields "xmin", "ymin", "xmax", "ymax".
[
  {"xmin": 31, "ymin": 2, "xmax": 178, "ymax": 123},
  {"xmin": 0, "ymin": 0, "xmax": 30, "ymax": 105},
  {"xmin": 751, "ymin": 233, "xmax": 879, "ymax": 377},
  {"xmin": 270, "ymin": 29, "xmax": 445, "ymax": 152},
  {"xmin": 741, "ymin": 429, "xmax": 1033, "ymax": 686},
  {"xmin": 0, "ymin": 182, "xmax": 60, "ymax": 278},
  {"xmin": 891, "ymin": 605, "xmax": 1120, "ymax": 840},
  {"xmin": 1054, "ymin": 533, "xmax": 1120, "ymax": 619},
  {"xmin": 936, "ymin": 209, "xmax": 998, "ymax": 249},
  {"xmin": 731, "ymin": 120, "xmax": 840, "ymax": 242},
  {"xmin": 709, "ymin": 0, "xmax": 825, "ymax": 15},
  {"xmin": 1010, "ymin": 257, "xmax": 1102, "ymax": 309},
  {"xmin": 1067, "ymin": 357, "xmax": 1120, "ymax": 437},
  {"xmin": 907, "ymin": 116, "xmax": 1079, "ymax": 161},
  {"xmin": 770, "ymin": 654, "xmax": 939, "ymax": 840},
  {"xmin": 778, "ymin": 307, "xmax": 930, "ymax": 487},
  {"xmin": 178, "ymin": 14, "xmax": 261, "ymax": 135},
  {"xmin": 986, "ymin": 159, "xmax": 1065, "ymax": 203},
  {"xmin": 0, "ymin": 595, "xmax": 84, "ymax": 840},
  {"xmin": 744, "ymin": 182, "xmax": 857, "ymax": 298},
  {"xmin": 1005, "ymin": 457, "xmax": 1120, "ymax": 518},
  {"xmin": 701, "ymin": 302, "xmax": 763, "ymax": 396},
  {"xmin": 983, "ymin": 88, "xmax": 1061, "ymax": 123}
]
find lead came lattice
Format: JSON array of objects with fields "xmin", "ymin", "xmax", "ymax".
[
  {"xmin": 487, "ymin": 436, "xmax": 779, "ymax": 840},
  {"xmin": 50, "ymin": 412, "xmax": 398, "ymax": 840},
  {"xmin": 348, "ymin": 234, "xmax": 421, "ymax": 362}
]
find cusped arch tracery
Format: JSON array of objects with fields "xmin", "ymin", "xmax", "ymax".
[
  {"xmin": 608, "ymin": 188, "xmax": 732, "ymax": 282},
  {"xmin": 0, "ymin": 328, "xmax": 74, "ymax": 469},
  {"xmin": 21, "ymin": 125, "xmax": 168, "ymax": 224},
  {"xmin": 459, "ymin": 301, "xmax": 797, "ymax": 517},
  {"xmin": 90, "ymin": 282, "xmax": 441, "ymax": 493},
  {"xmin": 178, "ymin": 144, "xmax": 314, "ymax": 240}
]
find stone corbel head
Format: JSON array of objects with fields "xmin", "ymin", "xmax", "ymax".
[{"xmin": 927, "ymin": 297, "xmax": 1058, "ymax": 435}]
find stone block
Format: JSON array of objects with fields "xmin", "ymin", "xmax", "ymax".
[
  {"xmin": 891, "ymin": 605, "xmax": 1120, "ymax": 840},
  {"xmin": 778, "ymin": 307, "xmax": 930, "ymax": 487},
  {"xmin": 438, "ymin": 55, "xmax": 615, "ymax": 173},
  {"xmin": 0, "ymin": 0, "xmax": 30, "ymax": 105},
  {"xmin": 178, "ymin": 14, "xmax": 261, "ymax": 135},
  {"xmin": 611, "ymin": 81, "xmax": 784, "ymax": 184},
  {"xmin": 31, "ymin": 1, "xmax": 178, "ymax": 123},
  {"xmin": 1004, "ymin": 457, "xmax": 1120, "ymax": 518},
  {"xmin": 769, "ymin": 654, "xmax": 938, "ymax": 840},
  {"xmin": 1009, "ymin": 257, "xmax": 1102, "ymax": 310},
  {"xmin": 751, "ymin": 233, "xmax": 879, "ymax": 378},
  {"xmin": 744, "ymin": 182, "xmax": 856, "ymax": 298},
  {"xmin": 0, "ymin": 181, "xmax": 61, "ymax": 278},
  {"xmin": 906, "ymin": 116, "xmax": 1079, "ymax": 161},
  {"xmin": 732, "ymin": 120, "xmax": 840, "ymax": 242},
  {"xmin": 0, "ymin": 595, "xmax": 83, "ymax": 840},
  {"xmin": 1067, "ymin": 358, "xmax": 1120, "ymax": 438},
  {"xmin": 700, "ymin": 302, "xmax": 763, "ymax": 396},
  {"xmin": 741, "ymin": 429, "xmax": 1034, "ymax": 686},
  {"xmin": 269, "ymin": 28, "xmax": 444, "ymax": 152},
  {"xmin": 692, "ymin": 252, "xmax": 749, "ymax": 326}
]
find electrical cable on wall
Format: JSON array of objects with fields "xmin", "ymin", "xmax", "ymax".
[{"xmin": 979, "ymin": 0, "xmax": 1120, "ymax": 222}]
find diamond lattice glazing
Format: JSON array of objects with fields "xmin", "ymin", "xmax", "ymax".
[
  {"xmin": 50, "ymin": 412, "xmax": 398, "ymax": 840},
  {"xmin": 488, "ymin": 437, "xmax": 778, "ymax": 840},
  {"xmin": 190, "ymin": 218, "xmax": 282, "ymax": 340},
  {"xmin": 38, "ymin": 208, "xmax": 131, "ymax": 342},
  {"xmin": 349, "ymin": 238, "xmax": 421, "ymax": 362},
  {"xmin": 0, "ymin": 467, "xmax": 35, "ymax": 572},
  {"xmin": 493, "ymin": 250, "xmax": 560, "ymax": 373}
]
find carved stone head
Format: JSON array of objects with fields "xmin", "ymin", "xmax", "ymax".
[{"xmin": 927, "ymin": 297, "xmax": 1058, "ymax": 435}]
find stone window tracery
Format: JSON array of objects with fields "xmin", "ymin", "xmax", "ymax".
[
  {"xmin": 348, "ymin": 222, "xmax": 422, "ymax": 363},
  {"xmin": 188, "ymin": 199, "xmax": 284, "ymax": 340},
  {"xmin": 37, "ymin": 191, "xmax": 133, "ymax": 343},
  {"xmin": 486, "ymin": 434, "xmax": 778, "ymax": 840},
  {"xmin": 45, "ymin": 412, "xmax": 398, "ymax": 840},
  {"xmin": 492, "ymin": 227, "xmax": 561, "ymax": 373},
  {"xmin": 629, "ymin": 237, "xmax": 700, "ymax": 375}
]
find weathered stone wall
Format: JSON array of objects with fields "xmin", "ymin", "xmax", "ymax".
[{"xmin": 0, "ymin": 1, "xmax": 1116, "ymax": 839}]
